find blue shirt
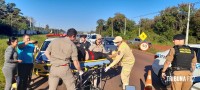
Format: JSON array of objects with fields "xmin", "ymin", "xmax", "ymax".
[{"xmin": 17, "ymin": 42, "xmax": 35, "ymax": 63}]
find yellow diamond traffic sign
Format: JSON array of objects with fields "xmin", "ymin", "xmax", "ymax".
[{"xmin": 139, "ymin": 32, "xmax": 147, "ymax": 41}]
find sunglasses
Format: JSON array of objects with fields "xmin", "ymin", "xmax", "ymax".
[
  {"xmin": 114, "ymin": 42, "xmax": 120, "ymax": 44},
  {"xmin": 97, "ymin": 38, "xmax": 102, "ymax": 40}
]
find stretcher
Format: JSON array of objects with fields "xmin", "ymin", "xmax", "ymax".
[
  {"xmin": 34, "ymin": 52, "xmax": 111, "ymax": 90},
  {"xmin": 70, "ymin": 59, "xmax": 110, "ymax": 70},
  {"xmin": 34, "ymin": 51, "xmax": 111, "ymax": 76}
]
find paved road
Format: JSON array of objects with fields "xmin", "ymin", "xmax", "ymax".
[{"xmin": 29, "ymin": 49, "xmax": 170, "ymax": 90}]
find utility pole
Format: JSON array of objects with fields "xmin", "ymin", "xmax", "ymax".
[
  {"xmin": 185, "ymin": 3, "xmax": 190, "ymax": 45},
  {"xmin": 39, "ymin": 23, "xmax": 40, "ymax": 31},
  {"xmin": 10, "ymin": 14, "xmax": 12, "ymax": 27},
  {"xmin": 138, "ymin": 18, "xmax": 141, "ymax": 36},
  {"xmin": 29, "ymin": 17, "xmax": 32, "ymax": 30},
  {"xmin": 112, "ymin": 19, "xmax": 114, "ymax": 37},
  {"xmin": 124, "ymin": 18, "xmax": 126, "ymax": 35}
]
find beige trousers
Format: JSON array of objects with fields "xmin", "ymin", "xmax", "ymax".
[
  {"xmin": 121, "ymin": 64, "xmax": 134, "ymax": 89},
  {"xmin": 48, "ymin": 66, "xmax": 75, "ymax": 90}
]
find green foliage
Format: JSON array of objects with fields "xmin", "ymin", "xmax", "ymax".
[
  {"xmin": 0, "ymin": 1, "xmax": 32, "ymax": 35},
  {"xmin": 0, "ymin": 24, "xmax": 13, "ymax": 36},
  {"xmin": 0, "ymin": 1, "xmax": 63, "ymax": 36},
  {"xmin": 97, "ymin": 3, "xmax": 199, "ymax": 44},
  {"xmin": 0, "ymin": 35, "xmax": 8, "ymax": 89},
  {"xmin": 188, "ymin": 36, "xmax": 198, "ymax": 44},
  {"xmin": 0, "ymin": 35, "xmax": 46, "ymax": 89}
]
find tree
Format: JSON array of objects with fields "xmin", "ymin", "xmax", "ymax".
[
  {"xmin": 140, "ymin": 18, "xmax": 154, "ymax": 31},
  {"xmin": 113, "ymin": 13, "xmax": 126, "ymax": 33},
  {"xmin": 97, "ymin": 13, "xmax": 136, "ymax": 37},
  {"xmin": 45, "ymin": 24, "xmax": 49, "ymax": 31},
  {"xmin": 0, "ymin": 0, "xmax": 7, "ymax": 20},
  {"xmin": 96, "ymin": 19, "xmax": 105, "ymax": 34},
  {"xmin": 190, "ymin": 9, "xmax": 200, "ymax": 39}
]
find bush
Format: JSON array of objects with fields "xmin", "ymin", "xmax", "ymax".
[
  {"xmin": 188, "ymin": 36, "xmax": 198, "ymax": 44},
  {"xmin": 0, "ymin": 24, "xmax": 13, "ymax": 36}
]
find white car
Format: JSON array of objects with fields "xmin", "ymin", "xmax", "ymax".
[
  {"xmin": 152, "ymin": 44, "xmax": 200, "ymax": 89},
  {"xmin": 88, "ymin": 34, "xmax": 96, "ymax": 44}
]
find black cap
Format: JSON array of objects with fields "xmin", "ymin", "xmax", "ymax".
[
  {"xmin": 80, "ymin": 35, "xmax": 87, "ymax": 38},
  {"xmin": 173, "ymin": 34, "xmax": 185, "ymax": 40}
]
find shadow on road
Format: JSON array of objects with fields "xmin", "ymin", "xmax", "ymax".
[
  {"xmin": 103, "ymin": 65, "xmax": 121, "ymax": 79},
  {"xmin": 29, "ymin": 76, "xmax": 48, "ymax": 90},
  {"xmin": 140, "ymin": 79, "xmax": 145, "ymax": 90},
  {"xmin": 102, "ymin": 65, "xmax": 122, "ymax": 90},
  {"xmin": 144, "ymin": 65, "xmax": 169, "ymax": 90}
]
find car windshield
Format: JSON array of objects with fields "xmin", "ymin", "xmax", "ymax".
[
  {"xmin": 104, "ymin": 38, "xmax": 114, "ymax": 45},
  {"xmin": 193, "ymin": 48, "xmax": 200, "ymax": 63},
  {"xmin": 135, "ymin": 38, "xmax": 141, "ymax": 41},
  {"xmin": 40, "ymin": 41, "xmax": 51, "ymax": 51},
  {"xmin": 91, "ymin": 35, "xmax": 96, "ymax": 39}
]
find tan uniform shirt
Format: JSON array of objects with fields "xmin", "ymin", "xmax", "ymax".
[
  {"xmin": 108, "ymin": 42, "xmax": 135, "ymax": 68},
  {"xmin": 89, "ymin": 43, "xmax": 106, "ymax": 53},
  {"xmin": 166, "ymin": 48, "xmax": 197, "ymax": 63},
  {"xmin": 46, "ymin": 37, "xmax": 78, "ymax": 65}
]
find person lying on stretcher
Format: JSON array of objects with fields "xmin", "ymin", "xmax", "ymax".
[{"xmin": 77, "ymin": 46, "xmax": 114, "ymax": 61}]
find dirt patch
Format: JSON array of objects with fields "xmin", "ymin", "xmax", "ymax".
[{"xmin": 152, "ymin": 44, "xmax": 172, "ymax": 51}]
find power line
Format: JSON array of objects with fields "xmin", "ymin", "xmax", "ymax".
[
  {"xmin": 131, "ymin": 1, "xmax": 200, "ymax": 19},
  {"xmin": 132, "ymin": 11, "xmax": 160, "ymax": 19}
]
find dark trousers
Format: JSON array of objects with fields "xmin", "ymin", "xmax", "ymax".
[{"xmin": 17, "ymin": 63, "xmax": 33, "ymax": 90}]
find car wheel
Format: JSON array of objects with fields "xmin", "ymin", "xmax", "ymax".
[{"xmin": 158, "ymin": 68, "xmax": 172, "ymax": 86}]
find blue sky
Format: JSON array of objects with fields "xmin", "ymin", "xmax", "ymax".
[{"xmin": 5, "ymin": 0, "xmax": 200, "ymax": 32}]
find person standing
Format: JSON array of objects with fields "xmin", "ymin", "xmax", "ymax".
[
  {"xmin": 17, "ymin": 35, "xmax": 36, "ymax": 90},
  {"xmin": 104, "ymin": 36, "xmax": 135, "ymax": 90},
  {"xmin": 2, "ymin": 37, "xmax": 22, "ymax": 90},
  {"xmin": 161, "ymin": 34, "xmax": 197, "ymax": 90},
  {"xmin": 88, "ymin": 34, "xmax": 107, "ymax": 88},
  {"xmin": 89, "ymin": 34, "xmax": 106, "ymax": 53},
  {"xmin": 45, "ymin": 28, "xmax": 83, "ymax": 90},
  {"xmin": 80, "ymin": 35, "xmax": 91, "ymax": 50}
]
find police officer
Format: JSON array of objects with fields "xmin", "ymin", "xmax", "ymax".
[
  {"xmin": 45, "ymin": 28, "xmax": 83, "ymax": 90},
  {"xmin": 104, "ymin": 36, "xmax": 135, "ymax": 90},
  {"xmin": 89, "ymin": 34, "xmax": 106, "ymax": 53},
  {"xmin": 162, "ymin": 34, "xmax": 197, "ymax": 90},
  {"xmin": 80, "ymin": 35, "xmax": 91, "ymax": 50}
]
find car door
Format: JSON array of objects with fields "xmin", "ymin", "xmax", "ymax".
[{"xmin": 192, "ymin": 48, "xmax": 200, "ymax": 83}]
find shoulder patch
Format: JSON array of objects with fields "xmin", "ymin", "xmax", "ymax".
[{"xmin": 118, "ymin": 51, "xmax": 121, "ymax": 55}]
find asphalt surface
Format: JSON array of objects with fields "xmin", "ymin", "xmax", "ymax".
[{"xmin": 29, "ymin": 49, "xmax": 170, "ymax": 90}]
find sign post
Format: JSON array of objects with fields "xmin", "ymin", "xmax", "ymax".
[
  {"xmin": 139, "ymin": 32, "xmax": 149, "ymax": 51},
  {"xmin": 139, "ymin": 32, "xmax": 147, "ymax": 41}
]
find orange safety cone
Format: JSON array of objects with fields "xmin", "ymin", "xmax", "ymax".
[{"xmin": 144, "ymin": 70, "xmax": 152, "ymax": 90}]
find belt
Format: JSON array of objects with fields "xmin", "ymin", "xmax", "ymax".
[
  {"xmin": 60, "ymin": 64, "xmax": 68, "ymax": 66},
  {"xmin": 172, "ymin": 67, "xmax": 191, "ymax": 71},
  {"xmin": 53, "ymin": 63, "xmax": 69, "ymax": 67}
]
